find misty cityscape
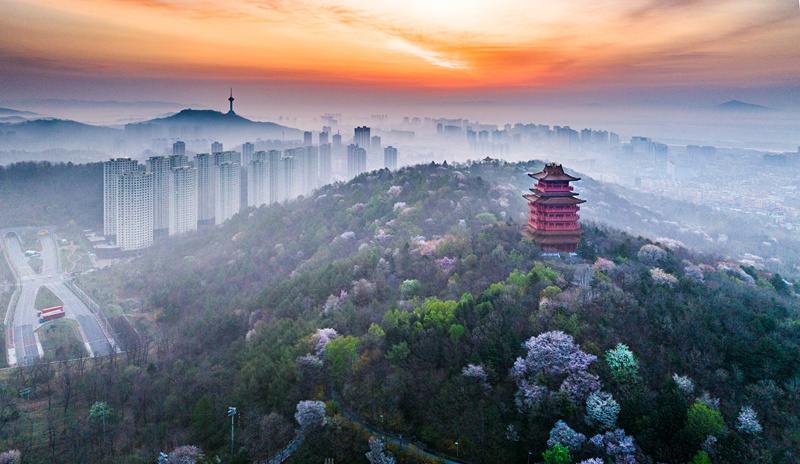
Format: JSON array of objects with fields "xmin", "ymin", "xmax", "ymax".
[{"xmin": 1, "ymin": 1, "xmax": 800, "ymax": 464}]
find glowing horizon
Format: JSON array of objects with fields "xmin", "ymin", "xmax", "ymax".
[{"xmin": 1, "ymin": 0, "xmax": 799, "ymax": 104}]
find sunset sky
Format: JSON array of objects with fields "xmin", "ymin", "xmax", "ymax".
[{"xmin": 2, "ymin": 0, "xmax": 800, "ymax": 111}]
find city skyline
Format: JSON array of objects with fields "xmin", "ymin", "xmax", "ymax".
[{"xmin": 2, "ymin": 1, "xmax": 800, "ymax": 110}]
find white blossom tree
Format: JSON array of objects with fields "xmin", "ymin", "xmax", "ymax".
[
  {"xmin": 295, "ymin": 400, "xmax": 327, "ymax": 430},
  {"xmin": 638, "ymin": 244, "xmax": 666, "ymax": 265},
  {"xmin": 605, "ymin": 344, "xmax": 639, "ymax": 381},
  {"xmin": 365, "ymin": 437, "xmax": 396, "ymax": 464},
  {"xmin": 0, "ymin": 450, "xmax": 21, "ymax": 464},
  {"xmin": 672, "ymin": 374, "xmax": 694, "ymax": 394},
  {"xmin": 167, "ymin": 445, "xmax": 204, "ymax": 464},
  {"xmin": 586, "ymin": 392, "xmax": 620, "ymax": 430},
  {"xmin": 736, "ymin": 406, "xmax": 762, "ymax": 434}
]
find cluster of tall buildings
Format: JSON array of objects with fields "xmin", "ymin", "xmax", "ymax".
[{"xmin": 104, "ymin": 136, "xmax": 358, "ymax": 251}]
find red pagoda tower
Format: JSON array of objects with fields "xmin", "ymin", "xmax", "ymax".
[{"xmin": 522, "ymin": 163, "xmax": 585, "ymax": 252}]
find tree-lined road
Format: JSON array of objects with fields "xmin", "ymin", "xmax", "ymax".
[{"xmin": 2, "ymin": 230, "xmax": 114, "ymax": 366}]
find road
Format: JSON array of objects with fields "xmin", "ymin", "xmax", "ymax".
[{"xmin": 2, "ymin": 230, "xmax": 114, "ymax": 366}]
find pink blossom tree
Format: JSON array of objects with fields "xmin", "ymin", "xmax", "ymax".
[{"xmin": 511, "ymin": 331, "xmax": 598, "ymax": 409}]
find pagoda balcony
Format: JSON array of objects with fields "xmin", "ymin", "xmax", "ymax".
[
  {"xmin": 529, "ymin": 205, "xmax": 580, "ymax": 213},
  {"xmin": 530, "ymin": 213, "xmax": 580, "ymax": 221},
  {"xmin": 527, "ymin": 221, "xmax": 581, "ymax": 231},
  {"xmin": 536, "ymin": 182, "xmax": 573, "ymax": 192}
]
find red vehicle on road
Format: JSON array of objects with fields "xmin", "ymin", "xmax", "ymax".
[{"xmin": 38, "ymin": 306, "xmax": 65, "ymax": 323}]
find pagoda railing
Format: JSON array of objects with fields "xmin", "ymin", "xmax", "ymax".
[
  {"xmin": 527, "ymin": 221, "xmax": 581, "ymax": 231},
  {"xmin": 529, "ymin": 205, "xmax": 579, "ymax": 213},
  {"xmin": 530, "ymin": 214, "xmax": 580, "ymax": 221},
  {"xmin": 536, "ymin": 182, "xmax": 573, "ymax": 192}
]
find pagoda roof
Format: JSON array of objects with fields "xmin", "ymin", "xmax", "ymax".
[
  {"xmin": 529, "ymin": 188, "xmax": 578, "ymax": 197},
  {"xmin": 522, "ymin": 228, "xmax": 583, "ymax": 243},
  {"xmin": 528, "ymin": 163, "xmax": 581, "ymax": 182},
  {"xmin": 523, "ymin": 194, "xmax": 585, "ymax": 205}
]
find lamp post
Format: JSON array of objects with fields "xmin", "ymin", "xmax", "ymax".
[
  {"xmin": 158, "ymin": 452, "xmax": 168, "ymax": 463},
  {"xmin": 527, "ymin": 450, "xmax": 532, "ymax": 464},
  {"xmin": 455, "ymin": 440, "xmax": 459, "ymax": 459},
  {"xmin": 228, "ymin": 407, "xmax": 237, "ymax": 457}
]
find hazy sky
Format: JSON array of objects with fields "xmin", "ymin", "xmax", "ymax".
[{"xmin": 2, "ymin": 0, "xmax": 800, "ymax": 111}]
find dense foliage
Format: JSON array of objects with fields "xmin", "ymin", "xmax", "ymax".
[
  {"xmin": 0, "ymin": 161, "xmax": 103, "ymax": 228},
  {"xmin": 1, "ymin": 161, "xmax": 798, "ymax": 464}
]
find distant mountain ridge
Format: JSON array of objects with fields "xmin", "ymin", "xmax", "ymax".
[
  {"xmin": 0, "ymin": 118, "xmax": 121, "ymax": 152},
  {"xmin": 134, "ymin": 108, "xmax": 303, "ymax": 141},
  {"xmin": 716, "ymin": 100, "xmax": 771, "ymax": 112},
  {"xmin": 0, "ymin": 107, "xmax": 39, "ymax": 116}
]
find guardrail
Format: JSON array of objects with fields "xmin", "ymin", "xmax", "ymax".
[
  {"xmin": 1, "ymin": 237, "xmax": 22, "ymax": 366},
  {"xmin": 265, "ymin": 430, "xmax": 307, "ymax": 464},
  {"xmin": 64, "ymin": 280, "xmax": 122, "ymax": 354}
]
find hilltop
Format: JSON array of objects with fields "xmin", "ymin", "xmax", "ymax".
[
  {"xmin": 0, "ymin": 161, "xmax": 797, "ymax": 463},
  {"xmin": 133, "ymin": 108, "xmax": 303, "ymax": 140},
  {"xmin": 715, "ymin": 100, "xmax": 772, "ymax": 112}
]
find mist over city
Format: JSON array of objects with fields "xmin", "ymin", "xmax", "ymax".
[{"xmin": 0, "ymin": 1, "xmax": 799, "ymax": 464}]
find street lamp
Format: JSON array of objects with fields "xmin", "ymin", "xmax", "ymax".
[
  {"xmin": 455, "ymin": 440, "xmax": 459, "ymax": 459},
  {"xmin": 527, "ymin": 450, "xmax": 532, "ymax": 464},
  {"xmin": 158, "ymin": 452, "xmax": 168, "ymax": 463},
  {"xmin": 228, "ymin": 407, "xmax": 237, "ymax": 457}
]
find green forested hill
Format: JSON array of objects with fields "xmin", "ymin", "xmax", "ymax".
[{"xmin": 2, "ymin": 161, "xmax": 798, "ymax": 464}]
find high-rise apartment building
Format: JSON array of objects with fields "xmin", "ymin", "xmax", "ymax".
[
  {"xmin": 319, "ymin": 131, "xmax": 329, "ymax": 145},
  {"xmin": 116, "ymin": 171, "xmax": 153, "ymax": 251},
  {"xmin": 173, "ymin": 140, "xmax": 186, "ymax": 156},
  {"xmin": 347, "ymin": 144, "xmax": 366, "ymax": 178},
  {"xmin": 319, "ymin": 143, "xmax": 332, "ymax": 186},
  {"xmin": 103, "ymin": 157, "xmax": 138, "ymax": 237},
  {"xmin": 146, "ymin": 156, "xmax": 171, "ymax": 232},
  {"xmin": 266, "ymin": 150, "xmax": 282, "ymax": 203},
  {"xmin": 169, "ymin": 154, "xmax": 189, "ymax": 168},
  {"xmin": 354, "ymin": 126, "xmax": 371, "ymax": 152},
  {"xmin": 195, "ymin": 153, "xmax": 215, "ymax": 223},
  {"xmin": 304, "ymin": 145, "xmax": 319, "ymax": 192},
  {"xmin": 247, "ymin": 158, "xmax": 270, "ymax": 208},
  {"xmin": 211, "ymin": 141, "xmax": 223, "ymax": 154},
  {"xmin": 214, "ymin": 161, "xmax": 240, "ymax": 225},
  {"xmin": 168, "ymin": 166, "xmax": 198, "ymax": 236},
  {"xmin": 371, "ymin": 135, "xmax": 381, "ymax": 153},
  {"xmin": 304, "ymin": 131, "xmax": 313, "ymax": 146},
  {"xmin": 384, "ymin": 146, "xmax": 398, "ymax": 171},
  {"xmin": 242, "ymin": 142, "xmax": 255, "ymax": 164},
  {"xmin": 282, "ymin": 148, "xmax": 304, "ymax": 199}
]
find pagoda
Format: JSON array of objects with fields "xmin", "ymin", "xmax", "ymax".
[{"xmin": 522, "ymin": 163, "xmax": 585, "ymax": 252}]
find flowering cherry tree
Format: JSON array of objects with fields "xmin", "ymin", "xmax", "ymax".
[
  {"xmin": 462, "ymin": 364, "xmax": 491, "ymax": 391},
  {"xmin": 312, "ymin": 328, "xmax": 340, "ymax": 355},
  {"xmin": 511, "ymin": 331, "xmax": 598, "ymax": 409},
  {"xmin": 365, "ymin": 437, "xmax": 396, "ymax": 464},
  {"xmin": 295, "ymin": 400, "xmax": 327, "ymax": 430},
  {"xmin": 0, "ymin": 450, "xmax": 21, "ymax": 464},
  {"xmin": 638, "ymin": 244, "xmax": 666, "ymax": 265},
  {"xmin": 547, "ymin": 420, "xmax": 586, "ymax": 451},
  {"xmin": 672, "ymin": 374, "xmax": 694, "ymax": 393},
  {"xmin": 589, "ymin": 429, "xmax": 637, "ymax": 463},
  {"xmin": 167, "ymin": 446, "xmax": 204, "ymax": 464},
  {"xmin": 736, "ymin": 406, "xmax": 762, "ymax": 434}
]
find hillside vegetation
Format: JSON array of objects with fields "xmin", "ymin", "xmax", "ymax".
[{"xmin": 1, "ymin": 161, "xmax": 798, "ymax": 464}]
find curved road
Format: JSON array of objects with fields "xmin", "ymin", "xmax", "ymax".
[{"xmin": 3, "ymin": 231, "xmax": 113, "ymax": 366}]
